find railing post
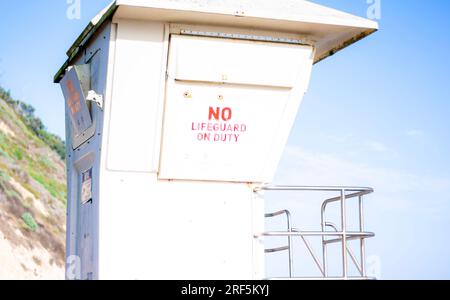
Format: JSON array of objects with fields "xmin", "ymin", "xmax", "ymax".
[
  {"xmin": 359, "ymin": 195, "xmax": 366, "ymax": 277},
  {"xmin": 286, "ymin": 211, "xmax": 294, "ymax": 278},
  {"xmin": 321, "ymin": 204, "xmax": 328, "ymax": 277},
  {"xmin": 264, "ymin": 210, "xmax": 294, "ymax": 278},
  {"xmin": 341, "ymin": 189, "xmax": 348, "ymax": 279},
  {"xmin": 260, "ymin": 185, "xmax": 374, "ymax": 280}
]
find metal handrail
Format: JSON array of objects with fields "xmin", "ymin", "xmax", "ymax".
[
  {"xmin": 260, "ymin": 231, "xmax": 374, "ymax": 237},
  {"xmin": 325, "ymin": 222, "xmax": 363, "ymax": 275},
  {"xmin": 264, "ymin": 210, "xmax": 294, "ymax": 278},
  {"xmin": 256, "ymin": 185, "xmax": 375, "ymax": 280},
  {"xmin": 255, "ymin": 185, "xmax": 373, "ymax": 193}
]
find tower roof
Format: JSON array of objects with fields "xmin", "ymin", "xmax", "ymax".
[{"xmin": 55, "ymin": 0, "xmax": 378, "ymax": 82}]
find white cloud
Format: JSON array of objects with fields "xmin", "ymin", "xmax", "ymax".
[{"xmin": 274, "ymin": 145, "xmax": 450, "ymax": 201}]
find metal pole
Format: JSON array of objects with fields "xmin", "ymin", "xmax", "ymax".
[
  {"xmin": 359, "ymin": 196, "xmax": 366, "ymax": 277},
  {"xmin": 341, "ymin": 189, "xmax": 348, "ymax": 279},
  {"xmin": 298, "ymin": 234, "xmax": 325, "ymax": 276},
  {"xmin": 261, "ymin": 231, "xmax": 374, "ymax": 238},
  {"xmin": 264, "ymin": 210, "xmax": 294, "ymax": 278},
  {"xmin": 321, "ymin": 204, "xmax": 328, "ymax": 277},
  {"xmin": 285, "ymin": 211, "xmax": 294, "ymax": 278}
]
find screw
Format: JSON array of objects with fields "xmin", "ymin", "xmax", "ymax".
[{"xmin": 184, "ymin": 91, "xmax": 192, "ymax": 98}]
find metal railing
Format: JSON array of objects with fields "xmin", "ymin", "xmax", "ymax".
[{"xmin": 255, "ymin": 186, "xmax": 375, "ymax": 280}]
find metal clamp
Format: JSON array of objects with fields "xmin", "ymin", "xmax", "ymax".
[{"xmin": 86, "ymin": 90, "xmax": 104, "ymax": 110}]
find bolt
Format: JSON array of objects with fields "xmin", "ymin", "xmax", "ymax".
[{"xmin": 183, "ymin": 91, "xmax": 192, "ymax": 98}]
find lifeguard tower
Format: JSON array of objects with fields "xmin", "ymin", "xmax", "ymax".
[{"xmin": 55, "ymin": 0, "xmax": 378, "ymax": 280}]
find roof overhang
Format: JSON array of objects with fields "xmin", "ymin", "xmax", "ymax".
[{"xmin": 54, "ymin": 0, "xmax": 378, "ymax": 83}]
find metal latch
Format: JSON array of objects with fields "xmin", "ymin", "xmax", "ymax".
[{"xmin": 86, "ymin": 90, "xmax": 104, "ymax": 110}]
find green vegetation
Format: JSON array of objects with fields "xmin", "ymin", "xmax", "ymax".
[
  {"xmin": 0, "ymin": 170, "xmax": 7, "ymax": 179},
  {"xmin": 0, "ymin": 170, "xmax": 8, "ymax": 186},
  {"xmin": 38, "ymin": 156, "xmax": 56, "ymax": 171},
  {"xmin": 0, "ymin": 133, "xmax": 10, "ymax": 160},
  {"xmin": 0, "ymin": 86, "xmax": 66, "ymax": 160},
  {"xmin": 29, "ymin": 170, "xmax": 66, "ymax": 204},
  {"xmin": 21, "ymin": 181, "xmax": 40, "ymax": 199},
  {"xmin": 0, "ymin": 84, "xmax": 67, "ymax": 205},
  {"xmin": 0, "ymin": 172, "xmax": 20, "ymax": 200},
  {"xmin": 0, "ymin": 83, "xmax": 67, "ymax": 268},
  {"xmin": 39, "ymin": 131, "xmax": 66, "ymax": 160},
  {"xmin": 0, "ymin": 148, "xmax": 10, "ymax": 160},
  {"xmin": 13, "ymin": 148, "xmax": 24, "ymax": 161},
  {"xmin": 5, "ymin": 189, "xmax": 20, "ymax": 200},
  {"xmin": 21, "ymin": 212, "xmax": 38, "ymax": 232},
  {"xmin": 2, "ymin": 137, "xmax": 29, "ymax": 163}
]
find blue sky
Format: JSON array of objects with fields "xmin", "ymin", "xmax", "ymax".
[{"xmin": 0, "ymin": 0, "xmax": 449, "ymax": 279}]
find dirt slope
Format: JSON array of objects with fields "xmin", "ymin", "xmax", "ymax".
[{"xmin": 0, "ymin": 97, "xmax": 66, "ymax": 280}]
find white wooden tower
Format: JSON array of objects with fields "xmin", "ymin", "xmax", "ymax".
[{"xmin": 55, "ymin": 0, "xmax": 378, "ymax": 280}]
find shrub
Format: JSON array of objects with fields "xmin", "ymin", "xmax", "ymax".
[
  {"xmin": 5, "ymin": 189, "xmax": 20, "ymax": 200},
  {"xmin": 22, "ymin": 212, "xmax": 38, "ymax": 232},
  {"xmin": 29, "ymin": 170, "xmax": 67, "ymax": 204},
  {"xmin": 13, "ymin": 148, "xmax": 24, "ymax": 161},
  {"xmin": 39, "ymin": 156, "xmax": 56, "ymax": 170}
]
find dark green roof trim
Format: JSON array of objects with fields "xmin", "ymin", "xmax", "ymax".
[{"xmin": 54, "ymin": 2, "xmax": 118, "ymax": 83}]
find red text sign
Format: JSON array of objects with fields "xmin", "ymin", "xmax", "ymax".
[
  {"xmin": 209, "ymin": 107, "xmax": 233, "ymax": 122},
  {"xmin": 192, "ymin": 106, "xmax": 247, "ymax": 143}
]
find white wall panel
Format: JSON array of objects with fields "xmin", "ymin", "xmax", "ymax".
[
  {"xmin": 107, "ymin": 20, "xmax": 166, "ymax": 172},
  {"xmin": 160, "ymin": 35, "xmax": 314, "ymax": 182}
]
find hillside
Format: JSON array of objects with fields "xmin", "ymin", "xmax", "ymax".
[{"xmin": 0, "ymin": 88, "xmax": 66, "ymax": 280}]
